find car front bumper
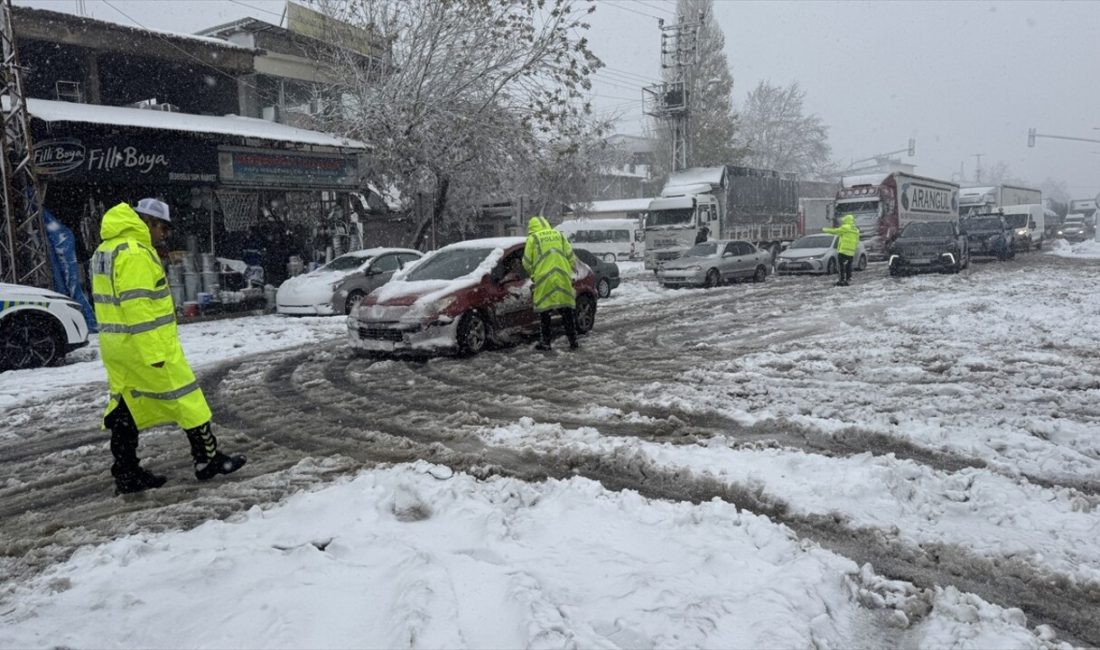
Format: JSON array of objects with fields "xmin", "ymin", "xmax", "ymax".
[
  {"xmin": 889, "ymin": 252, "xmax": 956, "ymax": 271},
  {"xmin": 277, "ymin": 302, "xmax": 337, "ymax": 316},
  {"xmin": 657, "ymin": 268, "xmax": 706, "ymax": 286},
  {"xmin": 775, "ymin": 258, "xmax": 828, "ymax": 274},
  {"xmin": 347, "ymin": 317, "xmax": 459, "ymax": 353}
]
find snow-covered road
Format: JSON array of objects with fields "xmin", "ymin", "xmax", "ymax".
[{"xmin": 2, "ymin": 242, "xmax": 1099, "ymax": 648}]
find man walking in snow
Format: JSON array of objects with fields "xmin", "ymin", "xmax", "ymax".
[
  {"xmin": 823, "ymin": 213, "xmax": 861, "ymax": 286},
  {"xmin": 90, "ymin": 198, "xmax": 246, "ymax": 494},
  {"xmin": 522, "ymin": 215, "xmax": 578, "ymax": 351}
]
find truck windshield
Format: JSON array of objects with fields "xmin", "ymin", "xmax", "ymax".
[
  {"xmin": 835, "ymin": 200, "xmax": 878, "ymax": 218},
  {"xmin": 647, "ymin": 208, "xmax": 694, "ymax": 227},
  {"xmin": 1003, "ymin": 214, "xmax": 1028, "ymax": 228}
]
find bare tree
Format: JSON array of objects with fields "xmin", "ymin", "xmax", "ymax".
[
  {"xmin": 739, "ymin": 80, "xmax": 831, "ymax": 178},
  {"xmin": 316, "ymin": 0, "xmax": 604, "ymax": 247},
  {"xmin": 652, "ymin": 0, "xmax": 743, "ymax": 180}
]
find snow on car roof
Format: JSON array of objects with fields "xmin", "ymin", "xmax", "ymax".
[
  {"xmin": 342, "ymin": 247, "xmax": 421, "ymax": 258},
  {"xmin": 371, "ymin": 238, "xmax": 522, "ymax": 307},
  {"xmin": 440, "ymin": 236, "xmax": 526, "ymax": 250}
]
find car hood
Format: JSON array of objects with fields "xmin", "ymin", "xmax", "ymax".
[
  {"xmin": 894, "ymin": 236, "xmax": 955, "ymax": 247},
  {"xmin": 0, "ymin": 282, "xmax": 69, "ymax": 302},
  {"xmin": 280, "ymin": 269, "xmax": 355, "ymax": 290},
  {"xmin": 661, "ymin": 254, "xmax": 716, "ymax": 269},
  {"xmin": 779, "ymin": 246, "xmax": 831, "ymax": 258}
]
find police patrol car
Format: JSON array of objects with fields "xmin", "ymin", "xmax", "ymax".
[{"xmin": 0, "ymin": 282, "xmax": 90, "ymax": 371}]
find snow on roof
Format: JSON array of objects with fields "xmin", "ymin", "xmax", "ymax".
[
  {"xmin": 665, "ymin": 166, "xmax": 726, "ymax": 189},
  {"xmin": 842, "ymin": 173, "xmax": 889, "ymax": 188},
  {"xmin": 20, "ymin": 98, "xmax": 367, "ymax": 150},
  {"xmin": 558, "ymin": 217, "xmax": 641, "ymax": 231},
  {"xmin": 569, "ymin": 198, "xmax": 653, "ymax": 214}
]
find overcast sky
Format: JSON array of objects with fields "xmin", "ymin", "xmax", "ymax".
[{"xmin": 16, "ymin": 0, "xmax": 1100, "ymax": 199}]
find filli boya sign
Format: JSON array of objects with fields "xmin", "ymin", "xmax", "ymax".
[{"xmin": 32, "ymin": 136, "xmax": 217, "ymax": 184}]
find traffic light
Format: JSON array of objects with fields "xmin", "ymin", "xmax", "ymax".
[
  {"xmin": 907, "ymin": 138, "xmax": 915, "ymax": 156},
  {"xmin": 1028, "ymin": 128, "xmax": 1036, "ymax": 147}
]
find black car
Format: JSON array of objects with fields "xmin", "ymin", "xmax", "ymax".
[
  {"xmin": 961, "ymin": 215, "xmax": 1015, "ymax": 261},
  {"xmin": 888, "ymin": 220, "xmax": 970, "ymax": 276},
  {"xmin": 575, "ymin": 248, "xmax": 621, "ymax": 298},
  {"xmin": 1059, "ymin": 218, "xmax": 1088, "ymax": 243}
]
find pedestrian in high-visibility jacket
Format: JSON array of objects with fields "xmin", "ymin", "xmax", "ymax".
[
  {"xmin": 91, "ymin": 199, "xmax": 245, "ymax": 494},
  {"xmin": 521, "ymin": 216, "xmax": 578, "ymax": 351},
  {"xmin": 823, "ymin": 213, "xmax": 861, "ymax": 286}
]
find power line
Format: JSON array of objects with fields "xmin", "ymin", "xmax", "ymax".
[
  {"xmin": 597, "ymin": 1, "xmax": 664, "ymax": 22},
  {"xmin": 633, "ymin": 0, "xmax": 676, "ymax": 17},
  {"xmin": 226, "ymin": 0, "xmax": 285, "ymax": 20}
]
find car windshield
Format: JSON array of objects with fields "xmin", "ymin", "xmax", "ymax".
[
  {"xmin": 648, "ymin": 208, "xmax": 694, "ymax": 226},
  {"xmin": 685, "ymin": 242, "xmax": 718, "ymax": 257},
  {"xmin": 403, "ymin": 247, "xmax": 493, "ymax": 281},
  {"xmin": 790, "ymin": 235, "xmax": 834, "ymax": 249},
  {"xmin": 321, "ymin": 254, "xmax": 371, "ymax": 271},
  {"xmin": 1003, "ymin": 213, "xmax": 1028, "ymax": 228},
  {"xmin": 963, "ymin": 218, "xmax": 1001, "ymax": 231},
  {"xmin": 901, "ymin": 221, "xmax": 953, "ymax": 237}
]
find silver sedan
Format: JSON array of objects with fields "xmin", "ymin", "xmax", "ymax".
[{"xmin": 657, "ymin": 239, "xmax": 771, "ymax": 288}]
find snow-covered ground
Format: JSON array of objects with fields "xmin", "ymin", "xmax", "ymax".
[{"xmin": 2, "ymin": 241, "xmax": 1100, "ymax": 649}]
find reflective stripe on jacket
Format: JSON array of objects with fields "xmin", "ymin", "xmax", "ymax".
[
  {"xmin": 522, "ymin": 216, "xmax": 576, "ymax": 312},
  {"xmin": 823, "ymin": 214, "xmax": 861, "ymax": 256},
  {"xmin": 91, "ymin": 202, "xmax": 211, "ymax": 430}
]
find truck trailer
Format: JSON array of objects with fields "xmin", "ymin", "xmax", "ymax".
[
  {"xmin": 798, "ymin": 197, "xmax": 836, "ymax": 236},
  {"xmin": 644, "ymin": 165, "xmax": 799, "ymax": 270},
  {"xmin": 958, "ymin": 184, "xmax": 1041, "ymax": 217},
  {"xmin": 834, "ymin": 172, "xmax": 960, "ymax": 260}
]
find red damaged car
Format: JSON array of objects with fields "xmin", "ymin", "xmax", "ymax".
[{"xmin": 347, "ymin": 237, "xmax": 598, "ymax": 356}]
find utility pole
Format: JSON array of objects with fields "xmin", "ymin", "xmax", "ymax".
[
  {"xmin": 1, "ymin": 0, "xmax": 53, "ymax": 288},
  {"xmin": 642, "ymin": 12, "xmax": 704, "ymax": 172},
  {"xmin": 972, "ymin": 153, "xmax": 983, "ymax": 184}
]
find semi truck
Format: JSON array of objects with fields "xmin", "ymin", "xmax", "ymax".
[
  {"xmin": 958, "ymin": 184, "xmax": 1041, "ymax": 217},
  {"xmin": 833, "ymin": 172, "xmax": 959, "ymax": 260},
  {"xmin": 643, "ymin": 165, "xmax": 798, "ymax": 270}
]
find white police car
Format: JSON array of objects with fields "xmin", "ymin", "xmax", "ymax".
[{"xmin": 0, "ymin": 282, "xmax": 90, "ymax": 371}]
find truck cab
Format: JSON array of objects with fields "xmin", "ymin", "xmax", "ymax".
[{"xmin": 644, "ymin": 190, "xmax": 720, "ymax": 270}]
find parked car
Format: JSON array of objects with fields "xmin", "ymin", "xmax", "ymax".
[
  {"xmin": 961, "ymin": 215, "xmax": 1015, "ymax": 260},
  {"xmin": 348, "ymin": 237, "xmax": 598, "ymax": 356},
  {"xmin": 888, "ymin": 221, "xmax": 970, "ymax": 276},
  {"xmin": 276, "ymin": 247, "xmax": 423, "ymax": 315},
  {"xmin": 574, "ymin": 248, "xmax": 620, "ymax": 298},
  {"xmin": 775, "ymin": 233, "xmax": 868, "ymax": 275},
  {"xmin": 1058, "ymin": 215, "xmax": 1088, "ymax": 243},
  {"xmin": 0, "ymin": 282, "xmax": 90, "ymax": 371},
  {"xmin": 657, "ymin": 239, "xmax": 771, "ymax": 288}
]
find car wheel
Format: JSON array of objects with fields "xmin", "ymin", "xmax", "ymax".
[
  {"xmin": 704, "ymin": 268, "xmax": 721, "ymax": 288},
  {"xmin": 574, "ymin": 294, "xmax": 597, "ymax": 334},
  {"xmin": 752, "ymin": 265, "xmax": 767, "ymax": 283},
  {"xmin": 0, "ymin": 312, "xmax": 64, "ymax": 370},
  {"xmin": 826, "ymin": 258, "xmax": 837, "ymax": 275},
  {"xmin": 596, "ymin": 277, "xmax": 611, "ymax": 299},
  {"xmin": 857, "ymin": 255, "xmax": 867, "ymax": 271},
  {"xmin": 602, "ymin": 253, "xmax": 616, "ymax": 263},
  {"xmin": 344, "ymin": 290, "xmax": 366, "ymax": 315},
  {"xmin": 456, "ymin": 311, "xmax": 489, "ymax": 355}
]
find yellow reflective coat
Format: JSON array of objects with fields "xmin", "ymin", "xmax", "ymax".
[
  {"xmin": 823, "ymin": 214, "xmax": 861, "ymax": 256},
  {"xmin": 91, "ymin": 203, "xmax": 212, "ymax": 430},
  {"xmin": 522, "ymin": 216, "xmax": 576, "ymax": 312}
]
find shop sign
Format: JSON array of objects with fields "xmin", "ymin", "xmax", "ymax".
[
  {"xmin": 218, "ymin": 147, "xmax": 360, "ymax": 188},
  {"xmin": 33, "ymin": 136, "xmax": 217, "ymax": 184}
]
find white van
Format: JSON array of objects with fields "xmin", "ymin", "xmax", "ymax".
[
  {"xmin": 557, "ymin": 218, "xmax": 644, "ymax": 262},
  {"xmin": 998, "ymin": 204, "xmax": 1045, "ymax": 251}
]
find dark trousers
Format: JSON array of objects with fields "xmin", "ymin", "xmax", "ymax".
[
  {"xmin": 539, "ymin": 308, "xmax": 577, "ymax": 346},
  {"xmin": 105, "ymin": 398, "xmax": 217, "ymax": 474},
  {"xmin": 837, "ymin": 253, "xmax": 853, "ymax": 283}
]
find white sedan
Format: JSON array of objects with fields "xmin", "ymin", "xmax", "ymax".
[
  {"xmin": 0, "ymin": 282, "xmax": 90, "ymax": 370},
  {"xmin": 277, "ymin": 248, "xmax": 423, "ymax": 316},
  {"xmin": 775, "ymin": 234, "xmax": 868, "ymax": 275}
]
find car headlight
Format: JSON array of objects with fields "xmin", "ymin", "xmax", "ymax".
[{"xmin": 687, "ymin": 265, "xmax": 701, "ymax": 271}]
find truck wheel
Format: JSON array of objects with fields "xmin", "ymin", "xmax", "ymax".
[{"xmin": 704, "ymin": 268, "xmax": 721, "ymax": 288}]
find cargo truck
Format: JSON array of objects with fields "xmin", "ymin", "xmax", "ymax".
[
  {"xmin": 958, "ymin": 184, "xmax": 1041, "ymax": 217},
  {"xmin": 798, "ymin": 197, "xmax": 836, "ymax": 235},
  {"xmin": 833, "ymin": 172, "xmax": 959, "ymax": 260},
  {"xmin": 644, "ymin": 165, "xmax": 799, "ymax": 270}
]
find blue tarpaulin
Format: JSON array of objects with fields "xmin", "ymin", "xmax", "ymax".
[{"xmin": 44, "ymin": 207, "xmax": 97, "ymax": 332}]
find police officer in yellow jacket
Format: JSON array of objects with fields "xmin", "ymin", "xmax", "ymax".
[
  {"xmin": 91, "ymin": 199, "xmax": 245, "ymax": 494},
  {"xmin": 823, "ymin": 213, "xmax": 861, "ymax": 287},
  {"xmin": 522, "ymin": 216, "xmax": 578, "ymax": 351}
]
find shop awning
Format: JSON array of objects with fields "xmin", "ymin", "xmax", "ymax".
[{"xmin": 20, "ymin": 98, "xmax": 368, "ymax": 151}]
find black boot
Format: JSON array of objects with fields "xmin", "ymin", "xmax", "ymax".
[
  {"xmin": 107, "ymin": 399, "xmax": 165, "ymax": 494},
  {"xmin": 112, "ymin": 463, "xmax": 167, "ymax": 494},
  {"xmin": 186, "ymin": 422, "xmax": 247, "ymax": 481}
]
